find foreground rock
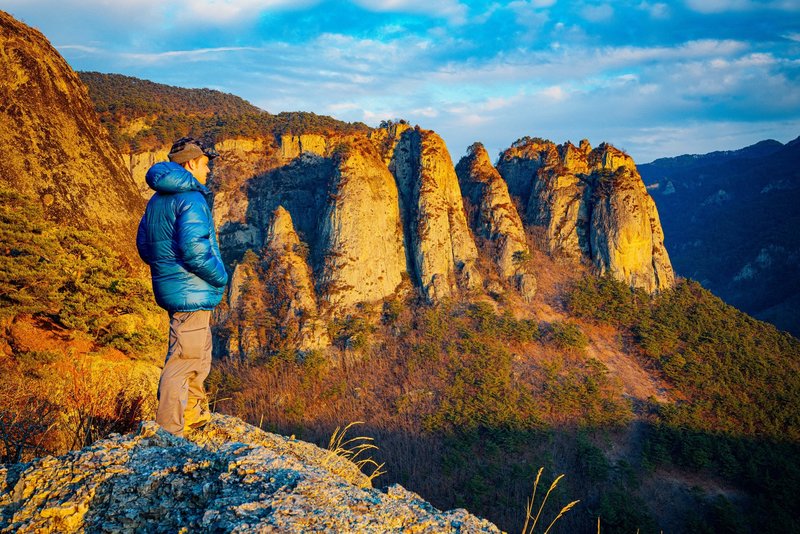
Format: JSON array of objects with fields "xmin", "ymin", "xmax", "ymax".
[{"xmin": 0, "ymin": 414, "xmax": 501, "ymax": 533}]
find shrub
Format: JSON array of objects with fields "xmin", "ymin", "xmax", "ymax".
[
  {"xmin": 545, "ymin": 322, "xmax": 589, "ymax": 353},
  {"xmin": 0, "ymin": 186, "xmax": 163, "ymax": 355}
]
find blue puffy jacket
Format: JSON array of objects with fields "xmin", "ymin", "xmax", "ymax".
[{"xmin": 136, "ymin": 162, "xmax": 228, "ymax": 312}]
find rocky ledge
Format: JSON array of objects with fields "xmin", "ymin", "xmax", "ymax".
[{"xmin": 0, "ymin": 414, "xmax": 500, "ymax": 533}]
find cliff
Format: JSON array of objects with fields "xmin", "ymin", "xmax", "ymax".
[
  {"xmin": 0, "ymin": 11, "xmax": 143, "ymax": 261},
  {"xmin": 376, "ymin": 125, "xmax": 482, "ymax": 301},
  {"xmin": 0, "ymin": 414, "xmax": 500, "ymax": 533},
  {"xmin": 456, "ymin": 143, "xmax": 535, "ymax": 299},
  {"xmin": 498, "ymin": 137, "xmax": 674, "ymax": 292},
  {"xmin": 316, "ymin": 137, "xmax": 407, "ymax": 312}
]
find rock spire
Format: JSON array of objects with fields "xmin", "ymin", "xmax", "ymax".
[
  {"xmin": 377, "ymin": 125, "xmax": 482, "ymax": 301},
  {"xmin": 497, "ymin": 137, "xmax": 674, "ymax": 292},
  {"xmin": 456, "ymin": 142, "xmax": 536, "ymax": 299}
]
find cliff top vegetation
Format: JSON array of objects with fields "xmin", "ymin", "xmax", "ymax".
[{"xmin": 79, "ymin": 72, "xmax": 370, "ymax": 152}]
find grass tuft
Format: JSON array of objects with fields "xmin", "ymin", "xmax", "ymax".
[
  {"xmin": 521, "ymin": 467, "xmax": 579, "ymax": 534},
  {"xmin": 326, "ymin": 421, "xmax": 386, "ymax": 484}
]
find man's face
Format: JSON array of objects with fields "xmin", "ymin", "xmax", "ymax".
[{"xmin": 186, "ymin": 155, "xmax": 211, "ymax": 185}]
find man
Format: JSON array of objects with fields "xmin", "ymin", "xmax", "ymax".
[{"xmin": 136, "ymin": 137, "xmax": 228, "ymax": 437}]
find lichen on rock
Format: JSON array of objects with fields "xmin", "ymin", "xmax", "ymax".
[{"xmin": 0, "ymin": 414, "xmax": 501, "ymax": 533}]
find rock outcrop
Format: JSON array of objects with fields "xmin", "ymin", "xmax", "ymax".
[
  {"xmin": 233, "ymin": 151, "xmax": 334, "ymax": 268},
  {"xmin": 0, "ymin": 10, "xmax": 144, "ymax": 260},
  {"xmin": 0, "ymin": 414, "xmax": 500, "ymax": 533},
  {"xmin": 316, "ymin": 137, "xmax": 407, "ymax": 312},
  {"xmin": 263, "ymin": 206, "xmax": 330, "ymax": 351},
  {"xmin": 369, "ymin": 120, "xmax": 413, "ymax": 167},
  {"xmin": 589, "ymin": 165, "xmax": 675, "ymax": 292},
  {"xmin": 121, "ymin": 150, "xmax": 169, "ymax": 198},
  {"xmin": 378, "ymin": 125, "xmax": 482, "ymax": 301},
  {"xmin": 225, "ymin": 207, "xmax": 330, "ymax": 356},
  {"xmin": 495, "ymin": 136, "xmax": 558, "ymax": 201},
  {"xmin": 279, "ymin": 134, "xmax": 328, "ymax": 160},
  {"xmin": 456, "ymin": 143, "xmax": 533, "ymax": 294},
  {"xmin": 497, "ymin": 137, "xmax": 674, "ymax": 292}
]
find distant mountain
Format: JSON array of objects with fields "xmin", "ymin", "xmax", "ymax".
[
  {"xmin": 79, "ymin": 71, "xmax": 369, "ymax": 153},
  {"xmin": 639, "ymin": 137, "xmax": 800, "ymax": 336},
  {"xmin": 79, "ymin": 71, "xmax": 264, "ymax": 117}
]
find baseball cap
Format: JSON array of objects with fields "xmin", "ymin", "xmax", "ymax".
[{"xmin": 168, "ymin": 137, "xmax": 219, "ymax": 164}]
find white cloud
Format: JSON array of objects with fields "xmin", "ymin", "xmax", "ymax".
[
  {"xmin": 637, "ymin": 2, "xmax": 670, "ymax": 18},
  {"xmin": 121, "ymin": 46, "xmax": 259, "ymax": 64},
  {"xmin": 684, "ymin": 0, "xmax": 800, "ymax": 13},
  {"xmin": 179, "ymin": 0, "xmax": 318, "ymax": 24},
  {"xmin": 581, "ymin": 4, "xmax": 614, "ymax": 22},
  {"xmin": 508, "ymin": 1, "xmax": 551, "ymax": 32},
  {"xmin": 57, "ymin": 44, "xmax": 103, "ymax": 53},
  {"xmin": 538, "ymin": 85, "xmax": 567, "ymax": 100},
  {"xmin": 412, "ymin": 106, "xmax": 440, "ymax": 118},
  {"xmin": 350, "ymin": 0, "xmax": 468, "ymax": 24}
]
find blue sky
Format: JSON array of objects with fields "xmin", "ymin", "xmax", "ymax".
[{"xmin": 5, "ymin": 0, "xmax": 800, "ymax": 162}]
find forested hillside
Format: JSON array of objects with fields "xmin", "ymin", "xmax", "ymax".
[
  {"xmin": 639, "ymin": 138, "xmax": 800, "ymax": 336},
  {"xmin": 79, "ymin": 71, "xmax": 369, "ymax": 152},
  {"xmin": 209, "ymin": 266, "xmax": 800, "ymax": 533}
]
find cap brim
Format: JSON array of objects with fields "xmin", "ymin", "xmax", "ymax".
[{"xmin": 168, "ymin": 144, "xmax": 206, "ymax": 164}]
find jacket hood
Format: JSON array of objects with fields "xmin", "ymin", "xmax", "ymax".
[{"xmin": 146, "ymin": 162, "xmax": 209, "ymax": 194}]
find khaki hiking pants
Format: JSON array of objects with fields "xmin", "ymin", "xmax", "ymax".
[{"xmin": 156, "ymin": 310, "xmax": 212, "ymax": 437}]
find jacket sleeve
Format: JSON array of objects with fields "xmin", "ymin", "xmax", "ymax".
[
  {"xmin": 175, "ymin": 193, "xmax": 229, "ymax": 288},
  {"xmin": 136, "ymin": 215, "xmax": 151, "ymax": 265}
]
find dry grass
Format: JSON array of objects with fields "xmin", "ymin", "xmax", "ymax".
[
  {"xmin": 326, "ymin": 421, "xmax": 386, "ymax": 484},
  {"xmin": 521, "ymin": 467, "xmax": 580, "ymax": 534}
]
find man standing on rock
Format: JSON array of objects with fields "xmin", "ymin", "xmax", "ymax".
[{"xmin": 136, "ymin": 137, "xmax": 228, "ymax": 437}]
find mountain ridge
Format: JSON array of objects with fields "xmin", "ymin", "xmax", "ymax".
[{"xmin": 639, "ymin": 136, "xmax": 800, "ymax": 335}]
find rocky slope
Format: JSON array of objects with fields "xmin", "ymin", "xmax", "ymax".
[
  {"xmin": 498, "ymin": 137, "xmax": 674, "ymax": 293},
  {"xmin": 0, "ymin": 414, "xmax": 500, "ymax": 533},
  {"xmin": 639, "ymin": 137, "xmax": 800, "ymax": 335},
  {"xmin": 0, "ymin": 10, "xmax": 143, "ymax": 261}
]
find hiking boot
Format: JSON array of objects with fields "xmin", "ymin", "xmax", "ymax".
[{"xmin": 184, "ymin": 403, "xmax": 212, "ymax": 432}]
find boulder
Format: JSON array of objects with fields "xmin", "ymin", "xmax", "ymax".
[{"xmin": 0, "ymin": 414, "xmax": 500, "ymax": 533}]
